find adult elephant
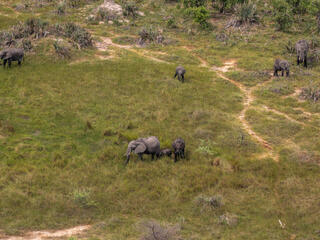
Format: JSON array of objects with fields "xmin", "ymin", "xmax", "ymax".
[
  {"xmin": 125, "ymin": 136, "xmax": 160, "ymax": 165},
  {"xmin": 0, "ymin": 48, "xmax": 24, "ymax": 68}
]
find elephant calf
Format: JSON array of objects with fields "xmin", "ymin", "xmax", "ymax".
[
  {"xmin": 125, "ymin": 136, "xmax": 160, "ymax": 165},
  {"xmin": 296, "ymin": 39, "xmax": 309, "ymax": 68},
  {"xmin": 174, "ymin": 66, "xmax": 186, "ymax": 82},
  {"xmin": 274, "ymin": 59, "xmax": 290, "ymax": 77},
  {"xmin": 159, "ymin": 148, "xmax": 172, "ymax": 158},
  {"xmin": 172, "ymin": 138, "xmax": 185, "ymax": 162},
  {"xmin": 0, "ymin": 48, "xmax": 24, "ymax": 68}
]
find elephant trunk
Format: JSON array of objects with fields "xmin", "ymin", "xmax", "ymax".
[{"xmin": 125, "ymin": 147, "xmax": 132, "ymax": 165}]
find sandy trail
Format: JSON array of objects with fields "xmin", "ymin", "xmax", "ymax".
[
  {"xmin": 95, "ymin": 37, "xmax": 168, "ymax": 63},
  {"xmin": 0, "ymin": 225, "xmax": 90, "ymax": 240},
  {"xmin": 215, "ymin": 67, "xmax": 274, "ymax": 152}
]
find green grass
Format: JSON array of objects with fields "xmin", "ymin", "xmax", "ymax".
[{"xmin": 0, "ymin": 0, "xmax": 319, "ymax": 239}]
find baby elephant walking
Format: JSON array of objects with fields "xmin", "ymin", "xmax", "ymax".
[
  {"xmin": 159, "ymin": 148, "xmax": 172, "ymax": 158},
  {"xmin": 0, "ymin": 48, "xmax": 24, "ymax": 68},
  {"xmin": 274, "ymin": 59, "xmax": 290, "ymax": 77},
  {"xmin": 172, "ymin": 138, "xmax": 185, "ymax": 162},
  {"xmin": 174, "ymin": 66, "xmax": 186, "ymax": 82}
]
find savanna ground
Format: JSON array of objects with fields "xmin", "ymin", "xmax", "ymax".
[{"xmin": 0, "ymin": 0, "xmax": 319, "ymax": 239}]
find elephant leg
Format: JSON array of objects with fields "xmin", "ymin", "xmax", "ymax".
[
  {"xmin": 174, "ymin": 154, "xmax": 178, "ymax": 162},
  {"xmin": 281, "ymin": 70, "xmax": 284, "ymax": 77},
  {"xmin": 304, "ymin": 57, "xmax": 308, "ymax": 68},
  {"xmin": 182, "ymin": 149, "xmax": 185, "ymax": 159},
  {"xmin": 297, "ymin": 56, "xmax": 300, "ymax": 65},
  {"xmin": 8, "ymin": 60, "xmax": 11, "ymax": 68},
  {"xmin": 3, "ymin": 59, "xmax": 7, "ymax": 68},
  {"xmin": 18, "ymin": 60, "xmax": 21, "ymax": 66},
  {"xmin": 174, "ymin": 73, "xmax": 177, "ymax": 79},
  {"xmin": 286, "ymin": 71, "xmax": 289, "ymax": 77},
  {"xmin": 151, "ymin": 153, "xmax": 155, "ymax": 160},
  {"xmin": 139, "ymin": 153, "xmax": 143, "ymax": 160},
  {"xmin": 182, "ymin": 74, "xmax": 184, "ymax": 83}
]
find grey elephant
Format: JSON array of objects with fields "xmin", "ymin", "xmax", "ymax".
[
  {"xmin": 273, "ymin": 59, "xmax": 290, "ymax": 77},
  {"xmin": 174, "ymin": 66, "xmax": 186, "ymax": 82},
  {"xmin": 158, "ymin": 148, "xmax": 172, "ymax": 158},
  {"xmin": 172, "ymin": 138, "xmax": 185, "ymax": 162},
  {"xmin": 125, "ymin": 136, "xmax": 160, "ymax": 165},
  {"xmin": 0, "ymin": 48, "xmax": 24, "ymax": 68},
  {"xmin": 295, "ymin": 40, "xmax": 309, "ymax": 68}
]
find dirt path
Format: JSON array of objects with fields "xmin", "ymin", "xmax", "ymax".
[
  {"xmin": 95, "ymin": 37, "xmax": 168, "ymax": 64},
  {"xmin": 215, "ymin": 66, "xmax": 275, "ymax": 153},
  {"xmin": 0, "ymin": 225, "xmax": 90, "ymax": 240},
  {"xmin": 92, "ymin": 34, "xmax": 311, "ymax": 161},
  {"xmin": 173, "ymin": 48, "xmax": 279, "ymax": 160}
]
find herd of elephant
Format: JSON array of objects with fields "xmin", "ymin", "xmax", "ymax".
[
  {"xmin": 273, "ymin": 39, "xmax": 309, "ymax": 77},
  {"xmin": 0, "ymin": 39, "xmax": 310, "ymax": 166},
  {"xmin": 125, "ymin": 136, "xmax": 186, "ymax": 165}
]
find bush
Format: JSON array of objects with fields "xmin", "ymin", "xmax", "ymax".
[
  {"xmin": 138, "ymin": 25, "xmax": 165, "ymax": 44},
  {"xmin": 195, "ymin": 194, "xmax": 224, "ymax": 209},
  {"xmin": 273, "ymin": 0, "xmax": 293, "ymax": 31},
  {"xmin": 63, "ymin": 23, "xmax": 93, "ymax": 48},
  {"xmin": 53, "ymin": 40, "xmax": 71, "ymax": 58},
  {"xmin": 24, "ymin": 18, "xmax": 49, "ymax": 38},
  {"xmin": 96, "ymin": 8, "xmax": 119, "ymax": 21},
  {"xmin": 21, "ymin": 38, "xmax": 33, "ymax": 51},
  {"xmin": 284, "ymin": 40, "xmax": 295, "ymax": 53},
  {"xmin": 300, "ymin": 81, "xmax": 320, "ymax": 102},
  {"xmin": 138, "ymin": 220, "xmax": 181, "ymax": 240},
  {"xmin": 309, "ymin": 0, "xmax": 320, "ymax": 31},
  {"xmin": 123, "ymin": 1, "xmax": 139, "ymax": 17},
  {"xmin": 183, "ymin": 0, "xmax": 207, "ymax": 7},
  {"xmin": 234, "ymin": 0, "xmax": 259, "ymax": 24},
  {"xmin": 213, "ymin": 0, "xmax": 246, "ymax": 13},
  {"xmin": 57, "ymin": 1, "xmax": 66, "ymax": 15},
  {"xmin": 72, "ymin": 188, "xmax": 96, "ymax": 208},
  {"xmin": 286, "ymin": 0, "xmax": 311, "ymax": 14},
  {"xmin": 67, "ymin": 0, "xmax": 83, "ymax": 8},
  {"xmin": 185, "ymin": 6, "xmax": 210, "ymax": 28}
]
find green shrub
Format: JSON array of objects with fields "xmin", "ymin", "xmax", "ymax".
[
  {"xmin": 53, "ymin": 40, "xmax": 71, "ymax": 59},
  {"xmin": 273, "ymin": 0, "xmax": 293, "ymax": 31},
  {"xmin": 57, "ymin": 1, "xmax": 66, "ymax": 15},
  {"xmin": 138, "ymin": 25, "xmax": 165, "ymax": 44},
  {"xmin": 234, "ymin": 0, "xmax": 259, "ymax": 24},
  {"xmin": 183, "ymin": 0, "xmax": 207, "ymax": 7},
  {"xmin": 122, "ymin": 1, "xmax": 139, "ymax": 17},
  {"xmin": 63, "ymin": 23, "xmax": 93, "ymax": 48},
  {"xmin": 286, "ymin": 0, "xmax": 311, "ymax": 14},
  {"xmin": 213, "ymin": 0, "xmax": 246, "ymax": 13},
  {"xmin": 72, "ymin": 189, "xmax": 97, "ymax": 208},
  {"xmin": 309, "ymin": 0, "xmax": 320, "ymax": 31},
  {"xmin": 67, "ymin": 0, "xmax": 83, "ymax": 8},
  {"xmin": 185, "ymin": 6, "xmax": 210, "ymax": 28}
]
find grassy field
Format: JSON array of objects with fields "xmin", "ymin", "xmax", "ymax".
[{"xmin": 0, "ymin": 0, "xmax": 319, "ymax": 239}]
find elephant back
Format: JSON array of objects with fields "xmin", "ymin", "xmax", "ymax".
[{"xmin": 142, "ymin": 136, "xmax": 160, "ymax": 152}]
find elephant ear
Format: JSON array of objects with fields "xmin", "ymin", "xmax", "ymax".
[{"xmin": 134, "ymin": 142, "xmax": 146, "ymax": 154}]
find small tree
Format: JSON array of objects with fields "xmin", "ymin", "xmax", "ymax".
[
  {"xmin": 186, "ymin": 6, "xmax": 210, "ymax": 28},
  {"xmin": 273, "ymin": 0, "xmax": 293, "ymax": 31},
  {"xmin": 309, "ymin": 0, "xmax": 320, "ymax": 32}
]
